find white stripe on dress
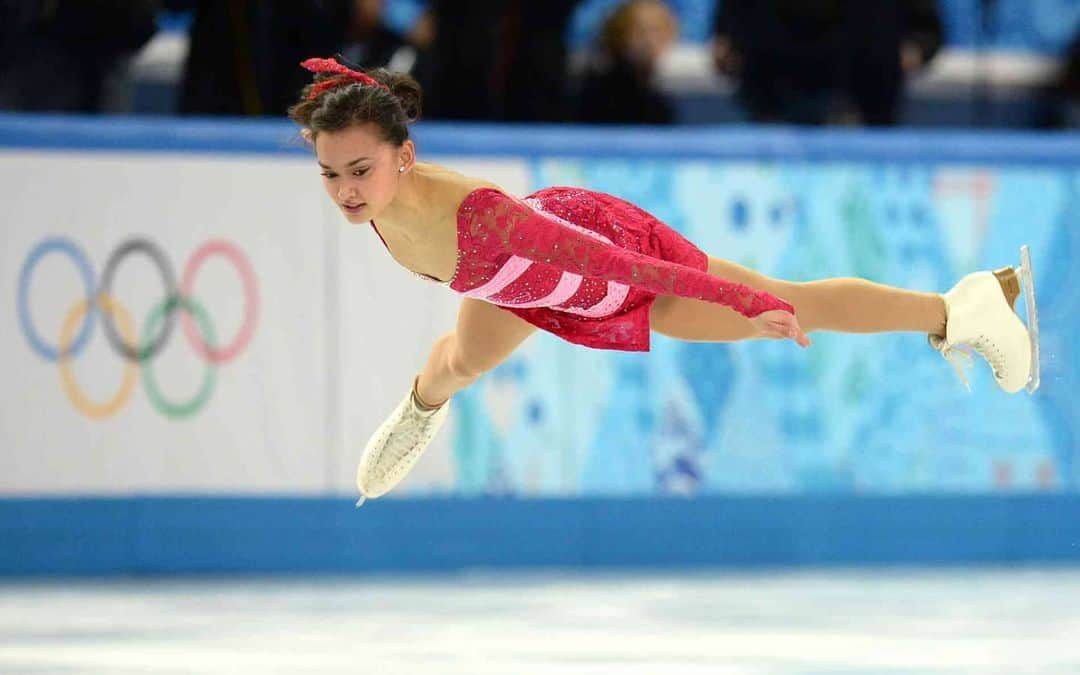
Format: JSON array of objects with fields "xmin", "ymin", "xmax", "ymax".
[
  {"xmin": 559, "ymin": 281, "xmax": 631, "ymax": 317},
  {"xmin": 498, "ymin": 272, "xmax": 584, "ymax": 308},
  {"xmin": 461, "ymin": 255, "xmax": 533, "ymax": 299}
]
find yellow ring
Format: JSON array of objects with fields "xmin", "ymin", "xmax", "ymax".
[{"xmin": 58, "ymin": 294, "xmax": 139, "ymax": 419}]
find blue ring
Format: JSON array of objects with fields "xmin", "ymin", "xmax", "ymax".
[{"xmin": 17, "ymin": 238, "xmax": 96, "ymax": 361}]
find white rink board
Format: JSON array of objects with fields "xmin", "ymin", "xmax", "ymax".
[{"xmin": 0, "ymin": 150, "xmax": 528, "ymax": 495}]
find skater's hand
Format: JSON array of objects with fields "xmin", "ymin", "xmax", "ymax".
[{"xmin": 751, "ymin": 310, "xmax": 811, "ymax": 348}]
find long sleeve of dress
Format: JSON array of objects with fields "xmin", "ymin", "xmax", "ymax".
[{"xmin": 460, "ymin": 188, "xmax": 795, "ymax": 318}]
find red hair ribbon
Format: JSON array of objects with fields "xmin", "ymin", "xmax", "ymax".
[{"xmin": 301, "ymin": 57, "xmax": 389, "ymax": 100}]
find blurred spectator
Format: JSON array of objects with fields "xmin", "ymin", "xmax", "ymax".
[
  {"xmin": 163, "ymin": 0, "xmax": 343, "ymax": 116},
  {"xmin": 577, "ymin": 0, "xmax": 679, "ymax": 124},
  {"xmin": 165, "ymin": 0, "xmax": 426, "ymax": 117},
  {"xmin": 0, "ymin": 0, "xmax": 158, "ymax": 112},
  {"xmin": 340, "ymin": 0, "xmax": 431, "ymax": 74},
  {"xmin": 426, "ymin": 0, "xmax": 577, "ymax": 122},
  {"xmin": 712, "ymin": 0, "xmax": 943, "ymax": 125}
]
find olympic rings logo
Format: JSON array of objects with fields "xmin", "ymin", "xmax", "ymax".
[{"xmin": 17, "ymin": 237, "xmax": 259, "ymax": 420}]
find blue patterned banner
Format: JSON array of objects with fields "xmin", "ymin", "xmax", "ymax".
[{"xmin": 453, "ymin": 159, "xmax": 1079, "ymax": 496}]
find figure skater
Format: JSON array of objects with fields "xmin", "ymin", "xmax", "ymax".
[{"xmin": 288, "ymin": 57, "xmax": 1039, "ymax": 502}]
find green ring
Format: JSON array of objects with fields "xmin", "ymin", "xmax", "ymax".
[{"xmin": 141, "ymin": 295, "xmax": 217, "ymax": 419}]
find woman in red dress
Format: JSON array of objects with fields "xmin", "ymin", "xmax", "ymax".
[{"xmin": 289, "ymin": 58, "xmax": 1037, "ymax": 502}]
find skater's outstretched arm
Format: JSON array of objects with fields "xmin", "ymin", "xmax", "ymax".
[{"xmin": 460, "ymin": 188, "xmax": 808, "ymax": 345}]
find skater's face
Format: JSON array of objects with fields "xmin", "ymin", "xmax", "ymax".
[{"xmin": 315, "ymin": 123, "xmax": 414, "ymax": 223}]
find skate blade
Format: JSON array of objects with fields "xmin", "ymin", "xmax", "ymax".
[{"xmin": 1017, "ymin": 245, "xmax": 1040, "ymax": 393}]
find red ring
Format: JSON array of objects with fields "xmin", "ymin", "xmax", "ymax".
[{"xmin": 180, "ymin": 240, "xmax": 259, "ymax": 363}]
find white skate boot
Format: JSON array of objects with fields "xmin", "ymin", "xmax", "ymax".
[
  {"xmin": 929, "ymin": 246, "xmax": 1040, "ymax": 394},
  {"xmin": 356, "ymin": 378, "xmax": 450, "ymax": 503}
]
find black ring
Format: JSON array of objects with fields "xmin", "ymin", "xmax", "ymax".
[{"xmin": 99, "ymin": 237, "xmax": 179, "ymax": 362}]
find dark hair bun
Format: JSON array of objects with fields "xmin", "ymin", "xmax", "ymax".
[{"xmin": 373, "ymin": 69, "xmax": 422, "ymax": 123}]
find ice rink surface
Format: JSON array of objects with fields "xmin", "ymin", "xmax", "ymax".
[{"xmin": 2, "ymin": 567, "xmax": 1079, "ymax": 674}]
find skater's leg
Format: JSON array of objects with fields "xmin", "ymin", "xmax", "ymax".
[
  {"xmin": 415, "ymin": 298, "xmax": 536, "ymax": 406},
  {"xmin": 359, "ymin": 299, "xmax": 535, "ymax": 500},
  {"xmin": 651, "ymin": 255, "xmax": 946, "ymax": 341}
]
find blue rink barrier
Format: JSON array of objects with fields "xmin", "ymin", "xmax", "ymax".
[
  {"xmin": 3, "ymin": 114, "xmax": 1078, "ymax": 574},
  {"xmin": 3, "ymin": 112, "xmax": 1080, "ymax": 163},
  {"xmin": 2, "ymin": 496, "xmax": 1080, "ymax": 576}
]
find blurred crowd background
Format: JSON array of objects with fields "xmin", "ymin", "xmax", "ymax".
[{"xmin": 2, "ymin": 0, "xmax": 1080, "ymax": 128}]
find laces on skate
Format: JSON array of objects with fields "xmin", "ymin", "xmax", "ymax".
[{"xmin": 939, "ymin": 342, "xmax": 975, "ymax": 392}]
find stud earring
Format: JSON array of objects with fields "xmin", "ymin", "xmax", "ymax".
[{"xmin": 399, "ymin": 166, "xmax": 405, "ymax": 173}]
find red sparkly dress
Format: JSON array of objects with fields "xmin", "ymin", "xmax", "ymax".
[{"xmin": 372, "ymin": 187, "xmax": 795, "ymax": 352}]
